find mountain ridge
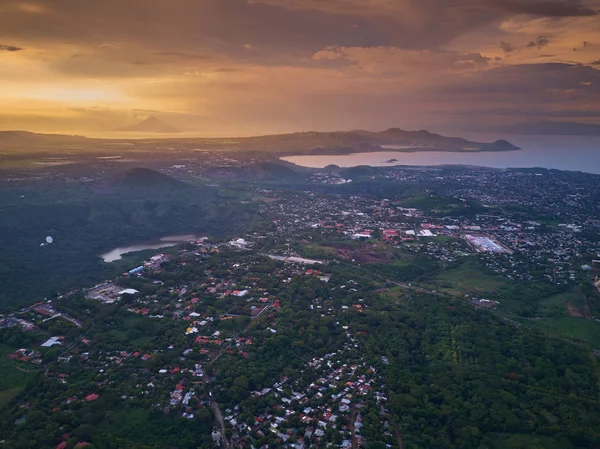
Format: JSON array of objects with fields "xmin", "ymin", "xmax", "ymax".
[{"xmin": 0, "ymin": 127, "xmax": 520, "ymax": 154}]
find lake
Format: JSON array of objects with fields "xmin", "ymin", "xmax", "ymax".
[
  {"xmin": 101, "ymin": 234, "xmax": 204, "ymax": 263},
  {"xmin": 281, "ymin": 135, "xmax": 600, "ymax": 174}
]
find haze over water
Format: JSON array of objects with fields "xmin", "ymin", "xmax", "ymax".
[{"xmin": 282, "ymin": 135, "xmax": 600, "ymax": 174}]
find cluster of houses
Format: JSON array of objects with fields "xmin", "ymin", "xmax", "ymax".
[
  {"xmin": 256, "ymin": 176, "xmax": 599, "ymax": 284},
  {"xmin": 0, "ymin": 300, "xmax": 82, "ymax": 335},
  {"xmin": 226, "ymin": 344, "xmax": 395, "ymax": 448}
]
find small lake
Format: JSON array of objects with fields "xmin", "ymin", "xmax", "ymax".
[
  {"xmin": 101, "ymin": 234, "xmax": 204, "ymax": 263},
  {"xmin": 281, "ymin": 135, "xmax": 600, "ymax": 174}
]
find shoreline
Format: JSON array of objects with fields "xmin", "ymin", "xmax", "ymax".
[{"xmin": 274, "ymin": 146, "xmax": 522, "ymax": 157}]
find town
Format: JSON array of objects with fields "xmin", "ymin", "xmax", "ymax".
[{"xmin": 2, "ymin": 161, "xmax": 600, "ymax": 448}]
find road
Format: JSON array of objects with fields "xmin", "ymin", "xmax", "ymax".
[{"xmin": 211, "ymin": 400, "xmax": 230, "ymax": 449}]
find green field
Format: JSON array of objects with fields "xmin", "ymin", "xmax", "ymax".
[
  {"xmin": 531, "ymin": 317, "xmax": 600, "ymax": 348},
  {"xmin": 539, "ymin": 288, "xmax": 588, "ymax": 317},
  {"xmin": 430, "ymin": 264, "xmax": 509, "ymax": 296},
  {"xmin": 300, "ymin": 243, "xmax": 339, "ymax": 260},
  {"xmin": 400, "ymin": 195, "xmax": 486, "ymax": 216}
]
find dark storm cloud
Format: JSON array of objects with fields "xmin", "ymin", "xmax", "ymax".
[
  {"xmin": 0, "ymin": 0, "xmax": 593, "ymax": 59},
  {"xmin": 0, "ymin": 0, "xmax": 386, "ymax": 55}
]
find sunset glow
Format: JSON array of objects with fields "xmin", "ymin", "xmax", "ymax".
[{"xmin": 1, "ymin": 0, "xmax": 600, "ymax": 136}]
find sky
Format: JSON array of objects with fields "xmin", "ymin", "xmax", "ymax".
[{"xmin": 1, "ymin": 0, "xmax": 600, "ymax": 137}]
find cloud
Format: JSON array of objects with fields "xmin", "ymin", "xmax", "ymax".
[
  {"xmin": 500, "ymin": 41, "xmax": 515, "ymax": 54},
  {"xmin": 252, "ymin": 0, "xmax": 599, "ymax": 18},
  {"xmin": 497, "ymin": 0, "xmax": 598, "ymax": 17},
  {"xmin": 495, "ymin": 120, "xmax": 600, "ymax": 135},
  {"xmin": 312, "ymin": 46, "xmax": 491, "ymax": 76},
  {"xmin": 0, "ymin": 44, "xmax": 23, "ymax": 52},
  {"xmin": 1, "ymin": 0, "xmax": 600, "ymax": 135},
  {"xmin": 527, "ymin": 35, "xmax": 551, "ymax": 49},
  {"xmin": 153, "ymin": 51, "xmax": 213, "ymax": 61}
]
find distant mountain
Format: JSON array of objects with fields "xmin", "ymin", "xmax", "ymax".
[
  {"xmin": 0, "ymin": 130, "xmax": 89, "ymax": 145},
  {"xmin": 0, "ymin": 127, "xmax": 520, "ymax": 155},
  {"xmin": 116, "ymin": 116, "xmax": 182, "ymax": 133},
  {"xmin": 236, "ymin": 128, "xmax": 521, "ymax": 153}
]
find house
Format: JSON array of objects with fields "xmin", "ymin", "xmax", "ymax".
[
  {"xmin": 119, "ymin": 288, "xmax": 140, "ymax": 295},
  {"xmin": 383, "ymin": 230, "xmax": 399, "ymax": 239},
  {"xmin": 85, "ymin": 393, "xmax": 99, "ymax": 401},
  {"xmin": 230, "ymin": 238, "xmax": 248, "ymax": 248},
  {"xmin": 41, "ymin": 336, "xmax": 64, "ymax": 347}
]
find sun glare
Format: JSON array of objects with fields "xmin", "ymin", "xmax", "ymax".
[{"xmin": 19, "ymin": 87, "xmax": 124, "ymax": 103}]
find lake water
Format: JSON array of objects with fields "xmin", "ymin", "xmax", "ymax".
[
  {"xmin": 281, "ymin": 135, "xmax": 600, "ymax": 174},
  {"xmin": 101, "ymin": 234, "xmax": 204, "ymax": 263}
]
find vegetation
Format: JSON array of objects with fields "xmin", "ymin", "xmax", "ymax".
[{"xmin": 0, "ymin": 170, "xmax": 257, "ymax": 309}]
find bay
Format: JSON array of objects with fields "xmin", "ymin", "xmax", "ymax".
[{"xmin": 281, "ymin": 135, "xmax": 600, "ymax": 174}]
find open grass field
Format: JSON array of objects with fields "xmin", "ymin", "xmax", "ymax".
[
  {"xmin": 430, "ymin": 264, "xmax": 509, "ymax": 296},
  {"xmin": 400, "ymin": 196, "xmax": 463, "ymax": 215},
  {"xmin": 301, "ymin": 240, "xmax": 417, "ymax": 265},
  {"xmin": 530, "ymin": 317, "xmax": 600, "ymax": 349},
  {"xmin": 400, "ymin": 194, "xmax": 485, "ymax": 216},
  {"xmin": 539, "ymin": 288, "xmax": 589, "ymax": 318},
  {"xmin": 300, "ymin": 243, "xmax": 339, "ymax": 260},
  {"xmin": 380, "ymin": 287, "xmax": 406, "ymax": 302}
]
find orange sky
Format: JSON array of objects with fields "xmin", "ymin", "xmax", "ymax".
[{"xmin": 1, "ymin": 0, "xmax": 600, "ymax": 136}]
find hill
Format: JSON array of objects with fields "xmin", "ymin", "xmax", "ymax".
[
  {"xmin": 107, "ymin": 168, "xmax": 188, "ymax": 192},
  {"xmin": 0, "ymin": 173, "xmax": 255, "ymax": 309},
  {"xmin": 116, "ymin": 116, "xmax": 182, "ymax": 133},
  {"xmin": 0, "ymin": 131, "xmax": 89, "ymax": 146}
]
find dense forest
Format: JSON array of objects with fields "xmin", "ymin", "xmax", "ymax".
[{"xmin": 0, "ymin": 170, "xmax": 257, "ymax": 309}]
